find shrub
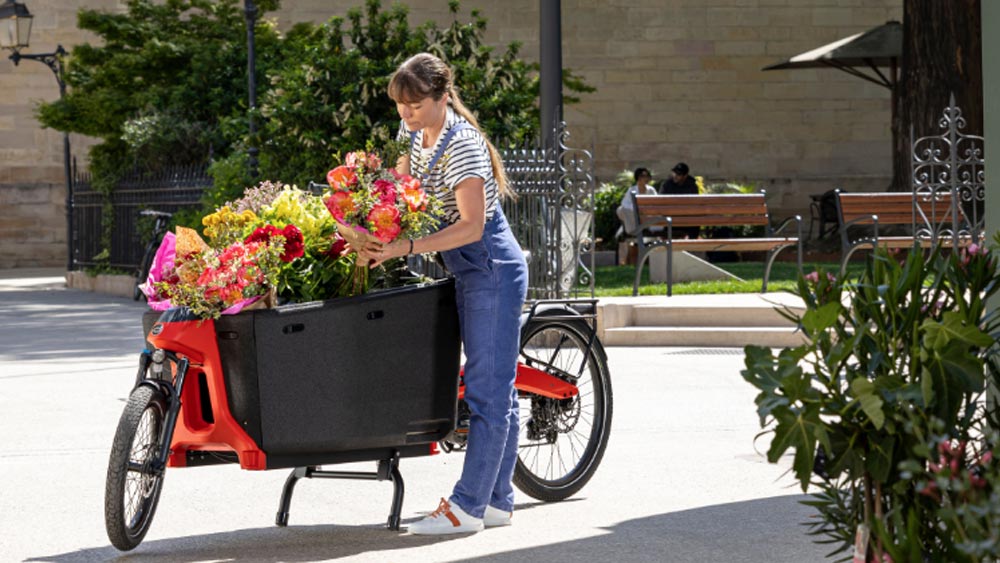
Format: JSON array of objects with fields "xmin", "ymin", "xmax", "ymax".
[{"xmin": 742, "ymin": 238, "xmax": 1000, "ymax": 561}]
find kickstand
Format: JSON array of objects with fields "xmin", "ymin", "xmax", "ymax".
[{"xmin": 274, "ymin": 451, "xmax": 404, "ymax": 531}]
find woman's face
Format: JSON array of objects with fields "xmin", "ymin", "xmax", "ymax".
[{"xmin": 396, "ymin": 95, "xmax": 447, "ymax": 131}]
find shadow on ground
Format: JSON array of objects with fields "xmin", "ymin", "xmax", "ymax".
[
  {"xmin": 450, "ymin": 494, "xmax": 832, "ymax": 563},
  {"xmin": 0, "ymin": 289, "xmax": 147, "ymax": 362},
  {"xmin": 28, "ymin": 496, "xmax": 830, "ymax": 563}
]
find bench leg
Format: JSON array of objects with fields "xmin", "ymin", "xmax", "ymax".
[
  {"xmin": 666, "ymin": 245, "xmax": 673, "ymax": 297},
  {"xmin": 633, "ymin": 249, "xmax": 647, "ymax": 297}
]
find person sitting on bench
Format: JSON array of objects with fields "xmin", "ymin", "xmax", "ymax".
[
  {"xmin": 616, "ymin": 167, "xmax": 657, "ymax": 236},
  {"xmin": 658, "ymin": 162, "xmax": 700, "ymax": 239}
]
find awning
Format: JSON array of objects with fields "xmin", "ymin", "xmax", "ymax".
[{"xmin": 762, "ymin": 20, "xmax": 902, "ymax": 89}]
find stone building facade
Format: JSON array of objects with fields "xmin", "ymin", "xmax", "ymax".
[{"xmin": 0, "ymin": 0, "xmax": 901, "ymax": 267}]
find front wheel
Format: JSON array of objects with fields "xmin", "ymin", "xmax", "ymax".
[
  {"xmin": 513, "ymin": 317, "xmax": 613, "ymax": 501},
  {"xmin": 105, "ymin": 385, "xmax": 168, "ymax": 551}
]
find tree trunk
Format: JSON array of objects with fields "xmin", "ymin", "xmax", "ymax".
[{"xmin": 896, "ymin": 0, "xmax": 982, "ymax": 191}]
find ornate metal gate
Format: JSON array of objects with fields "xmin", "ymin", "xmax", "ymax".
[
  {"xmin": 911, "ymin": 93, "xmax": 986, "ymax": 246},
  {"xmin": 502, "ymin": 122, "xmax": 595, "ymax": 299}
]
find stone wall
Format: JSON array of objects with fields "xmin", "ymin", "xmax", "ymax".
[
  {"xmin": 0, "ymin": 183, "xmax": 66, "ymax": 268},
  {"xmin": 0, "ymin": 0, "xmax": 902, "ymax": 266}
]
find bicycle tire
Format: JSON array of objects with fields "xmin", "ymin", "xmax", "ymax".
[
  {"xmin": 513, "ymin": 316, "xmax": 613, "ymax": 502},
  {"xmin": 105, "ymin": 385, "xmax": 168, "ymax": 551}
]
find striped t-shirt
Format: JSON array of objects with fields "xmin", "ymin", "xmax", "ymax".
[{"xmin": 397, "ymin": 108, "xmax": 499, "ymax": 224}]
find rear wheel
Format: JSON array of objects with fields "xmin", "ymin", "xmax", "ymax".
[
  {"xmin": 105, "ymin": 385, "xmax": 168, "ymax": 551},
  {"xmin": 513, "ymin": 317, "xmax": 613, "ymax": 501}
]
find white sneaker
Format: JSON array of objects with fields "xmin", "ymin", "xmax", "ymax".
[
  {"xmin": 483, "ymin": 505, "xmax": 512, "ymax": 527},
  {"xmin": 408, "ymin": 498, "xmax": 484, "ymax": 535}
]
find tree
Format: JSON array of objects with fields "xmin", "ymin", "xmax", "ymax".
[
  {"xmin": 36, "ymin": 0, "xmax": 283, "ymax": 175},
  {"xmin": 893, "ymin": 0, "xmax": 982, "ymax": 190},
  {"xmin": 254, "ymin": 0, "xmax": 586, "ymax": 190}
]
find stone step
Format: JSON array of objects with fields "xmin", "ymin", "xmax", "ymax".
[
  {"xmin": 631, "ymin": 303, "xmax": 798, "ymax": 327},
  {"xmin": 602, "ymin": 326, "xmax": 807, "ymax": 348},
  {"xmin": 596, "ymin": 293, "xmax": 807, "ymax": 347}
]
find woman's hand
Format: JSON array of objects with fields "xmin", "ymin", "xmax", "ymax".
[{"xmin": 358, "ymin": 239, "xmax": 406, "ymax": 268}]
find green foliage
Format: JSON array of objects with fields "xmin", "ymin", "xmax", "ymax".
[
  {"xmin": 257, "ymin": 0, "xmax": 578, "ymax": 189},
  {"xmin": 37, "ymin": 0, "xmax": 283, "ymax": 172},
  {"xmin": 593, "ymin": 170, "xmax": 632, "ymax": 250},
  {"xmin": 741, "ymin": 238, "xmax": 1000, "ymax": 561}
]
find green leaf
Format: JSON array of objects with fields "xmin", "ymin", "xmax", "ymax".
[
  {"xmin": 923, "ymin": 312, "xmax": 994, "ymax": 349},
  {"xmin": 768, "ymin": 404, "xmax": 824, "ymax": 490},
  {"xmin": 800, "ymin": 301, "xmax": 842, "ymax": 334},
  {"xmin": 866, "ymin": 434, "xmax": 895, "ymax": 483},
  {"xmin": 850, "ymin": 378, "xmax": 886, "ymax": 430}
]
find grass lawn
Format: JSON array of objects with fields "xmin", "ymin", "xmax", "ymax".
[{"xmin": 595, "ymin": 261, "xmax": 866, "ymax": 297}]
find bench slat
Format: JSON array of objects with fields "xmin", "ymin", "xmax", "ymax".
[
  {"xmin": 640, "ymin": 216, "xmax": 771, "ymax": 227},
  {"xmin": 638, "ymin": 203, "xmax": 768, "ymax": 217}
]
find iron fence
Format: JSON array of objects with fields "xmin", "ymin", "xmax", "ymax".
[
  {"xmin": 70, "ymin": 122, "xmax": 595, "ymax": 298},
  {"xmin": 71, "ymin": 163, "xmax": 211, "ymax": 270}
]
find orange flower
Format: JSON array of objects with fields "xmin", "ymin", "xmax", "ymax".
[
  {"xmin": 324, "ymin": 191, "xmax": 356, "ymax": 222},
  {"xmin": 367, "ymin": 203, "xmax": 401, "ymax": 243},
  {"xmin": 326, "ymin": 165, "xmax": 357, "ymax": 190},
  {"xmin": 400, "ymin": 176, "xmax": 427, "ymax": 211}
]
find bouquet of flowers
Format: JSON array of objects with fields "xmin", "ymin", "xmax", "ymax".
[
  {"xmin": 142, "ymin": 151, "xmax": 441, "ymax": 319},
  {"xmin": 152, "ymin": 226, "xmax": 286, "ymax": 320},
  {"xmin": 322, "ymin": 150, "xmax": 441, "ymax": 293},
  {"xmin": 324, "ymin": 150, "xmax": 439, "ymax": 247}
]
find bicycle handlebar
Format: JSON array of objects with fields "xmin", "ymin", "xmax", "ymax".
[{"xmin": 140, "ymin": 210, "xmax": 174, "ymax": 218}]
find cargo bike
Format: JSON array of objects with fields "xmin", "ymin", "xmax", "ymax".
[{"xmin": 104, "ymin": 278, "xmax": 613, "ymax": 551}]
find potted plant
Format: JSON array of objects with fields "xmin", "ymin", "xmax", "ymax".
[{"xmin": 742, "ymin": 236, "xmax": 1000, "ymax": 561}]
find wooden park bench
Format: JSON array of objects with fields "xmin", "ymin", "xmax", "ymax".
[
  {"xmin": 631, "ymin": 192, "xmax": 803, "ymax": 296},
  {"xmin": 834, "ymin": 190, "xmax": 981, "ymax": 273}
]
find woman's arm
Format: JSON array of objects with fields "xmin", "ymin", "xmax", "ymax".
[
  {"xmin": 396, "ymin": 153, "xmax": 411, "ymax": 176},
  {"xmin": 360, "ymin": 176, "xmax": 486, "ymax": 267}
]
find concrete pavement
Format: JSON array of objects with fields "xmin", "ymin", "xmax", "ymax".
[{"xmin": 0, "ymin": 269, "xmax": 829, "ymax": 563}]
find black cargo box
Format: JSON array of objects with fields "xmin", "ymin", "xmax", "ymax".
[{"xmin": 143, "ymin": 279, "xmax": 461, "ymax": 468}]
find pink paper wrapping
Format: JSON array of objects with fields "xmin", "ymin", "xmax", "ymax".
[{"xmin": 140, "ymin": 232, "xmax": 176, "ymax": 311}]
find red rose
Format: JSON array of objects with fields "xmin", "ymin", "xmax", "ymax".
[
  {"xmin": 246, "ymin": 225, "xmax": 281, "ymax": 245},
  {"xmin": 280, "ymin": 224, "xmax": 304, "ymax": 262},
  {"xmin": 327, "ymin": 233, "xmax": 347, "ymax": 257}
]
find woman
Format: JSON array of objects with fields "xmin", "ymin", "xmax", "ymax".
[
  {"xmin": 360, "ymin": 52, "xmax": 528, "ymax": 535},
  {"xmin": 616, "ymin": 167, "xmax": 657, "ymax": 236}
]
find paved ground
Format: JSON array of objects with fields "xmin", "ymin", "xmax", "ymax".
[{"xmin": 0, "ymin": 269, "xmax": 830, "ymax": 563}]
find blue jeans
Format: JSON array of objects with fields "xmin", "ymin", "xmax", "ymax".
[{"xmin": 440, "ymin": 206, "xmax": 528, "ymax": 518}]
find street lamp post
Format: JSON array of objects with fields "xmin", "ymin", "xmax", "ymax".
[
  {"xmin": 244, "ymin": 0, "xmax": 259, "ymax": 179},
  {"xmin": 1, "ymin": 0, "xmax": 74, "ymax": 271}
]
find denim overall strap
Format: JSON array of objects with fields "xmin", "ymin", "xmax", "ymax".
[{"xmin": 409, "ymin": 122, "xmax": 474, "ymax": 182}]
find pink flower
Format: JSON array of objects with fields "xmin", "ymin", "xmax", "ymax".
[
  {"xmin": 367, "ymin": 203, "xmax": 401, "ymax": 243},
  {"xmin": 324, "ymin": 191, "xmax": 356, "ymax": 222},
  {"xmin": 373, "ymin": 179, "xmax": 397, "ymax": 205},
  {"xmin": 804, "ymin": 271, "xmax": 819, "ymax": 283},
  {"xmin": 346, "ymin": 150, "xmax": 381, "ymax": 170}
]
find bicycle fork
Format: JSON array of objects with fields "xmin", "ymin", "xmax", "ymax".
[{"xmin": 134, "ymin": 348, "xmax": 190, "ymax": 476}]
